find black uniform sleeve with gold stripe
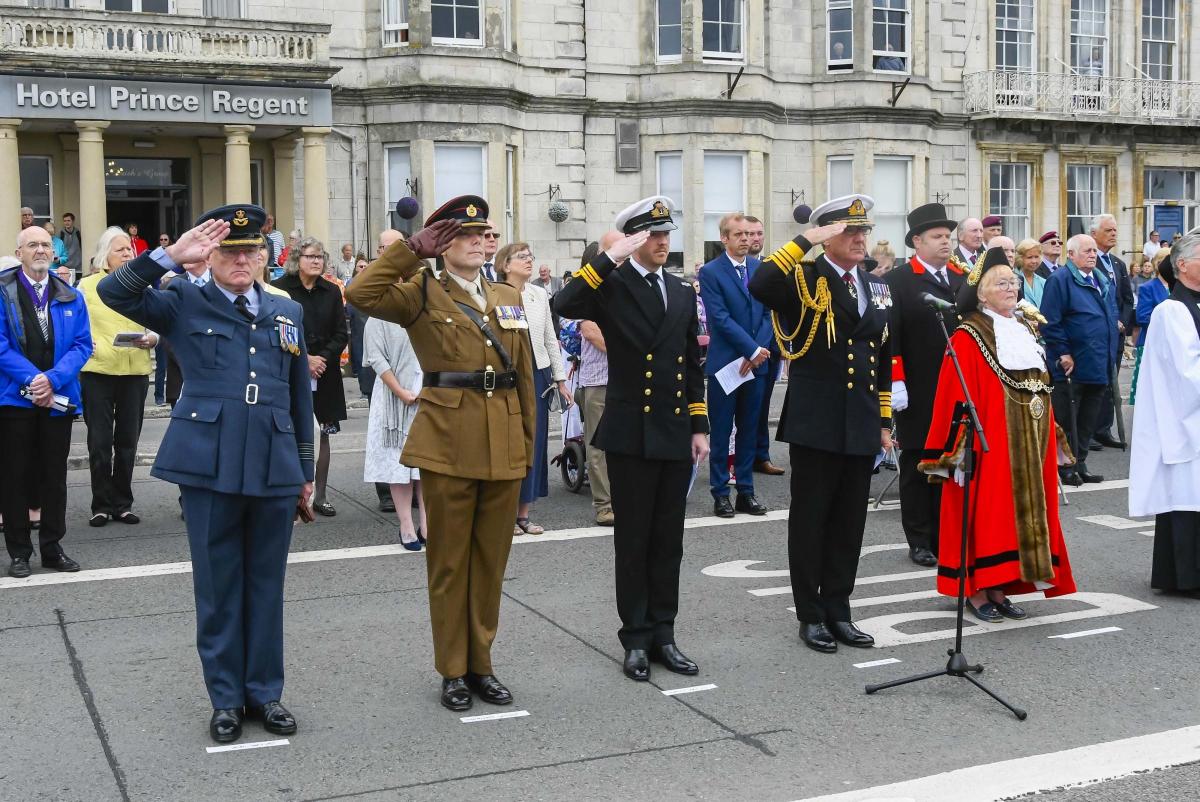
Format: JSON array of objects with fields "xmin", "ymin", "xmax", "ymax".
[
  {"xmin": 878, "ymin": 330, "xmax": 894, "ymax": 428},
  {"xmin": 748, "ymin": 235, "xmax": 813, "ymax": 322},
  {"xmin": 552, "ymin": 252, "xmax": 617, "ymax": 324},
  {"xmin": 684, "ymin": 285, "xmax": 709, "ymax": 435}
]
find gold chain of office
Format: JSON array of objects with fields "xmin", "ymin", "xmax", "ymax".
[
  {"xmin": 959, "ymin": 323, "xmax": 1054, "ymax": 395},
  {"xmin": 772, "ymin": 268, "xmax": 836, "ymax": 360}
]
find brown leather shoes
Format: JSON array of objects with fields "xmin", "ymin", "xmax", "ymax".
[{"xmin": 753, "ymin": 460, "xmax": 785, "ymax": 476}]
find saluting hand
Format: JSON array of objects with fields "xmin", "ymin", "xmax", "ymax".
[
  {"xmin": 604, "ymin": 231, "xmax": 650, "ymax": 264},
  {"xmin": 407, "ymin": 220, "xmax": 462, "ymax": 259},
  {"xmin": 165, "ymin": 219, "xmax": 231, "ymax": 266},
  {"xmin": 805, "ymin": 221, "xmax": 848, "ymax": 246}
]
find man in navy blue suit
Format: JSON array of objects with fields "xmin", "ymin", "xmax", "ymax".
[
  {"xmin": 98, "ymin": 205, "xmax": 314, "ymax": 744},
  {"xmin": 699, "ymin": 213, "xmax": 773, "ymax": 518}
]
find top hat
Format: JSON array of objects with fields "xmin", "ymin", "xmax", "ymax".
[{"xmin": 904, "ymin": 203, "xmax": 958, "ymax": 248}]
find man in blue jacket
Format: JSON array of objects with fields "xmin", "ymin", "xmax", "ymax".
[
  {"xmin": 98, "ymin": 205, "xmax": 314, "ymax": 745},
  {"xmin": 699, "ymin": 213, "xmax": 773, "ymax": 517},
  {"xmin": 0, "ymin": 226, "xmax": 93, "ymax": 578},
  {"xmin": 1039, "ymin": 233, "xmax": 1120, "ymax": 486}
]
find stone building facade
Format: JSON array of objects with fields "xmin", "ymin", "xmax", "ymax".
[{"xmin": 2, "ymin": 0, "xmax": 1198, "ymax": 270}]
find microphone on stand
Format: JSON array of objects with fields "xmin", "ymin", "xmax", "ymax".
[{"xmin": 919, "ymin": 292, "xmax": 957, "ymax": 313}]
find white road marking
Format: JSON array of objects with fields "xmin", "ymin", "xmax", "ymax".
[
  {"xmin": 853, "ymin": 658, "xmax": 901, "ymax": 669},
  {"xmin": 1048, "ymin": 626, "xmax": 1123, "ymax": 639},
  {"xmin": 850, "ymin": 589, "xmax": 941, "ymax": 608},
  {"xmin": 702, "ymin": 545, "xmax": 910, "ymax": 580},
  {"xmin": 856, "ymin": 592, "xmax": 1157, "ymax": 648},
  {"xmin": 790, "ymin": 723, "xmax": 1200, "ymax": 802},
  {"xmin": 749, "ymin": 570, "xmax": 934, "ymax": 598},
  {"xmin": 1063, "ymin": 478, "xmax": 1129, "ymax": 494},
  {"xmin": 460, "ymin": 710, "xmax": 530, "ymax": 723},
  {"xmin": 1078, "ymin": 514, "xmax": 1153, "ymax": 530},
  {"xmin": 1141, "ymin": 530, "xmax": 1155, "ymax": 537},
  {"xmin": 206, "ymin": 739, "xmax": 289, "ymax": 754},
  {"xmin": 661, "ymin": 684, "xmax": 718, "ymax": 696}
]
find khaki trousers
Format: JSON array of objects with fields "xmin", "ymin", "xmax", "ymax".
[
  {"xmin": 579, "ymin": 384, "xmax": 611, "ymax": 512},
  {"xmin": 421, "ymin": 471, "xmax": 521, "ymax": 678}
]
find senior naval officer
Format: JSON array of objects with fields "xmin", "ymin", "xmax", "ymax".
[
  {"xmin": 98, "ymin": 205, "xmax": 314, "ymax": 744},
  {"xmin": 554, "ymin": 196, "xmax": 710, "ymax": 681}
]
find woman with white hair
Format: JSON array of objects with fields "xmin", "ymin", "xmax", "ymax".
[{"xmin": 76, "ymin": 226, "xmax": 157, "ymax": 527}]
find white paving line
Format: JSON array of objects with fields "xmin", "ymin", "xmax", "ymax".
[
  {"xmin": 1048, "ymin": 626, "xmax": 1123, "ymax": 640},
  {"xmin": 853, "ymin": 658, "xmax": 901, "ymax": 669},
  {"xmin": 851, "ymin": 589, "xmax": 940, "ymax": 608},
  {"xmin": 749, "ymin": 570, "xmax": 935, "ymax": 597},
  {"xmin": 791, "ymin": 723, "xmax": 1200, "ymax": 802},
  {"xmin": 1141, "ymin": 530, "xmax": 1156, "ymax": 537},
  {"xmin": 460, "ymin": 710, "xmax": 530, "ymax": 724},
  {"xmin": 661, "ymin": 684, "xmax": 718, "ymax": 696},
  {"xmin": 1063, "ymin": 478, "xmax": 1129, "ymax": 494},
  {"xmin": 1077, "ymin": 514, "xmax": 1153, "ymax": 530},
  {"xmin": 206, "ymin": 739, "xmax": 289, "ymax": 754}
]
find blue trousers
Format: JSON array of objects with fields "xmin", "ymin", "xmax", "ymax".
[
  {"xmin": 756, "ymin": 353, "xmax": 781, "ymax": 462},
  {"xmin": 707, "ymin": 372, "xmax": 766, "ymax": 497},
  {"xmin": 179, "ymin": 487, "xmax": 295, "ymax": 709}
]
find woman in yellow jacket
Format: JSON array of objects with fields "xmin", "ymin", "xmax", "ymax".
[{"xmin": 77, "ymin": 227, "xmax": 158, "ymax": 527}]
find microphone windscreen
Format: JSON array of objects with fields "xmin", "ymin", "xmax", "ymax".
[{"xmin": 793, "ymin": 204, "xmax": 812, "ymax": 225}]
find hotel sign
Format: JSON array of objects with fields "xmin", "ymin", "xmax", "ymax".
[{"xmin": 0, "ymin": 76, "xmax": 332, "ymax": 126}]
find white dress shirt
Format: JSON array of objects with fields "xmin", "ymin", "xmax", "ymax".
[
  {"xmin": 915, "ymin": 255, "xmax": 951, "ymax": 287},
  {"xmin": 630, "ymin": 257, "xmax": 668, "ymax": 309},
  {"xmin": 825, "ymin": 257, "xmax": 868, "ymax": 315}
]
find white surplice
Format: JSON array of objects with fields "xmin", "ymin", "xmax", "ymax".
[{"xmin": 1129, "ymin": 297, "xmax": 1200, "ymax": 516}]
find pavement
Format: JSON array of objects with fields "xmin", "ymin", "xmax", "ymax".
[{"xmin": 6, "ymin": 373, "xmax": 1200, "ymax": 801}]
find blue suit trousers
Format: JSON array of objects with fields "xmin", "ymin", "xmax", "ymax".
[
  {"xmin": 180, "ymin": 487, "xmax": 295, "ymax": 709},
  {"xmin": 707, "ymin": 373, "xmax": 766, "ymax": 497}
]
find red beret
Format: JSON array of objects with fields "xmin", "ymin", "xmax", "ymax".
[
  {"xmin": 1039, "ymin": 230, "xmax": 1060, "ymax": 244},
  {"xmin": 981, "ymin": 215, "xmax": 1003, "ymax": 228}
]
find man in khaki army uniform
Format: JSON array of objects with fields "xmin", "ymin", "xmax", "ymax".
[{"xmin": 345, "ymin": 196, "xmax": 535, "ymax": 711}]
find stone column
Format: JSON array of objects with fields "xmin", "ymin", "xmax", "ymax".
[
  {"xmin": 199, "ymin": 139, "xmax": 225, "ymax": 212},
  {"xmin": 76, "ymin": 121, "xmax": 110, "ymax": 261},
  {"xmin": 0, "ymin": 120, "xmax": 22, "ymax": 253},
  {"xmin": 301, "ymin": 127, "xmax": 331, "ymax": 245},
  {"xmin": 223, "ymin": 125, "xmax": 255, "ymax": 205},
  {"xmin": 57, "ymin": 133, "xmax": 80, "ymax": 223},
  {"xmin": 271, "ymin": 137, "xmax": 297, "ymax": 235}
]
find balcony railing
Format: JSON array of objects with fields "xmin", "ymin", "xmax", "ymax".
[
  {"xmin": 963, "ymin": 70, "xmax": 1200, "ymax": 125},
  {"xmin": 0, "ymin": 7, "xmax": 329, "ymax": 69}
]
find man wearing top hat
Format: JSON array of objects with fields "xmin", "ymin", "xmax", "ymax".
[
  {"xmin": 885, "ymin": 203, "xmax": 966, "ymax": 567},
  {"xmin": 748, "ymin": 195, "xmax": 893, "ymax": 654},
  {"xmin": 345, "ymin": 196, "xmax": 536, "ymax": 712},
  {"xmin": 97, "ymin": 204, "xmax": 315, "ymax": 744},
  {"xmin": 553, "ymin": 196, "xmax": 710, "ymax": 681}
]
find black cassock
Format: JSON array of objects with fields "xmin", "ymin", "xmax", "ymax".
[{"xmin": 885, "ymin": 257, "xmax": 965, "ymax": 554}]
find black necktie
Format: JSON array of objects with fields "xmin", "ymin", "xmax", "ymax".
[
  {"xmin": 483, "ymin": 262, "xmax": 495, "ymax": 282},
  {"xmin": 934, "ymin": 269, "xmax": 948, "ymax": 288},
  {"xmin": 644, "ymin": 272, "xmax": 666, "ymax": 309},
  {"xmin": 233, "ymin": 294, "xmax": 254, "ymax": 322}
]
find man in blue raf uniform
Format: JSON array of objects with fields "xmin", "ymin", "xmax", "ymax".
[
  {"xmin": 749, "ymin": 195, "xmax": 894, "ymax": 654},
  {"xmin": 554, "ymin": 196, "xmax": 711, "ymax": 682},
  {"xmin": 97, "ymin": 205, "xmax": 314, "ymax": 744}
]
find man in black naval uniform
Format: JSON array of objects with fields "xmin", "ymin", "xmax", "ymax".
[
  {"xmin": 98, "ymin": 206, "xmax": 314, "ymax": 743},
  {"xmin": 885, "ymin": 202, "xmax": 966, "ymax": 567},
  {"xmin": 749, "ymin": 194, "xmax": 894, "ymax": 654},
  {"xmin": 554, "ymin": 195, "xmax": 711, "ymax": 681}
]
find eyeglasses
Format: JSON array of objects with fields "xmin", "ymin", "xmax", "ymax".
[
  {"xmin": 159, "ymin": 237, "xmax": 170, "ymax": 243},
  {"xmin": 993, "ymin": 279, "xmax": 1020, "ymax": 290},
  {"xmin": 513, "ymin": 252, "xmax": 534, "ymax": 261},
  {"xmin": 483, "ymin": 233, "xmax": 501, "ymax": 240},
  {"xmin": 300, "ymin": 253, "xmax": 324, "ymax": 260},
  {"xmin": 22, "ymin": 242, "xmax": 53, "ymax": 252}
]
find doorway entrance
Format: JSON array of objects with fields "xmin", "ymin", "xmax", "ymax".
[{"xmin": 104, "ymin": 157, "xmax": 191, "ymax": 245}]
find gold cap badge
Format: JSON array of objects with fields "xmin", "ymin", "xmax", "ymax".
[
  {"xmin": 466, "ymin": 204, "xmax": 478, "ymax": 218},
  {"xmin": 849, "ymin": 199, "xmax": 866, "ymax": 217},
  {"xmin": 232, "ymin": 209, "xmax": 249, "ymax": 227},
  {"xmin": 650, "ymin": 201, "xmax": 670, "ymax": 219}
]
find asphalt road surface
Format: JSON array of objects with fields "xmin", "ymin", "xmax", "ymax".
[{"xmin": 6, "ymin": 377, "xmax": 1199, "ymax": 802}]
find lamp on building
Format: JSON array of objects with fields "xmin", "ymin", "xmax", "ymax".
[
  {"xmin": 395, "ymin": 196, "xmax": 420, "ymax": 220},
  {"xmin": 547, "ymin": 184, "xmax": 569, "ymax": 223}
]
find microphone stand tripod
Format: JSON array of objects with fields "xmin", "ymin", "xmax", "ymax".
[{"xmin": 864, "ymin": 310, "xmax": 1027, "ymax": 721}]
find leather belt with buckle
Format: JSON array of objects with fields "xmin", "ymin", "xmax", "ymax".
[{"xmin": 424, "ymin": 370, "xmax": 518, "ymax": 391}]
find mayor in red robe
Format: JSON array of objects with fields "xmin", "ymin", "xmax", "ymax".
[{"xmin": 920, "ymin": 248, "xmax": 1077, "ymax": 623}]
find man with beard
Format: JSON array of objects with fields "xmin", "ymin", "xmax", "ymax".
[
  {"xmin": 554, "ymin": 196, "xmax": 710, "ymax": 681},
  {"xmin": 749, "ymin": 195, "xmax": 893, "ymax": 654},
  {"xmin": 745, "ymin": 216, "xmax": 785, "ymax": 476},
  {"xmin": 885, "ymin": 202, "xmax": 966, "ymax": 567}
]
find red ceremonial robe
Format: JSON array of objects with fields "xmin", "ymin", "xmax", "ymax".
[{"xmin": 920, "ymin": 314, "xmax": 1077, "ymax": 598}]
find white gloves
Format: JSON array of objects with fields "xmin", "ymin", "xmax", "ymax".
[{"xmin": 891, "ymin": 380, "xmax": 909, "ymax": 412}]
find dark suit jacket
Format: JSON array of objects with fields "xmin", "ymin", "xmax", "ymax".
[
  {"xmin": 1036, "ymin": 259, "xmax": 1059, "ymax": 280},
  {"xmin": 97, "ymin": 254, "xmax": 315, "ymax": 497},
  {"xmin": 1096, "ymin": 251, "xmax": 1136, "ymax": 336},
  {"xmin": 885, "ymin": 257, "xmax": 966, "ymax": 451},
  {"xmin": 554, "ymin": 255, "xmax": 708, "ymax": 461},
  {"xmin": 697, "ymin": 252, "xmax": 773, "ymax": 378},
  {"xmin": 749, "ymin": 237, "xmax": 893, "ymax": 457}
]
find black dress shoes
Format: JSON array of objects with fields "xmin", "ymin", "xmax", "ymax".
[
  {"xmin": 713, "ymin": 496, "xmax": 735, "ymax": 518},
  {"xmin": 1077, "ymin": 469, "xmax": 1104, "ymax": 483},
  {"xmin": 440, "ymin": 677, "xmax": 472, "ymax": 711},
  {"xmin": 734, "ymin": 494, "xmax": 768, "ymax": 516},
  {"xmin": 909, "ymin": 547, "xmax": 937, "ymax": 567},
  {"xmin": 829, "ymin": 621, "xmax": 875, "ymax": 648},
  {"xmin": 466, "ymin": 673, "xmax": 513, "ymax": 705},
  {"xmin": 1060, "ymin": 471, "xmax": 1084, "ymax": 487},
  {"xmin": 800, "ymin": 622, "xmax": 837, "ymax": 653},
  {"xmin": 8, "ymin": 557, "xmax": 31, "ymax": 578},
  {"xmin": 1094, "ymin": 432, "xmax": 1125, "ymax": 449},
  {"xmin": 209, "ymin": 708, "xmax": 243, "ymax": 743},
  {"xmin": 42, "ymin": 551, "xmax": 80, "ymax": 572},
  {"xmin": 245, "ymin": 701, "xmax": 296, "ymax": 735},
  {"xmin": 622, "ymin": 649, "xmax": 650, "ymax": 681},
  {"xmin": 650, "ymin": 643, "xmax": 698, "ymax": 675}
]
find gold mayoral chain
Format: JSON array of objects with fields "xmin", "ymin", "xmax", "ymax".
[{"xmin": 772, "ymin": 266, "xmax": 836, "ymax": 360}]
